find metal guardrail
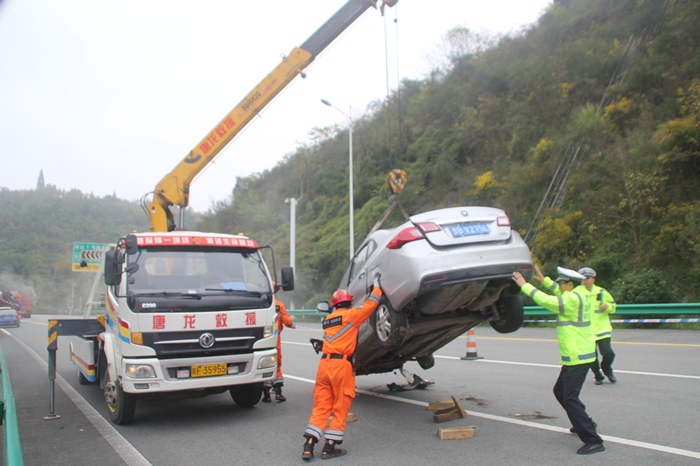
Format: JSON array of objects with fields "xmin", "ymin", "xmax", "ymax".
[
  {"xmin": 287, "ymin": 303, "xmax": 700, "ymax": 318},
  {"xmin": 0, "ymin": 341, "xmax": 24, "ymax": 466}
]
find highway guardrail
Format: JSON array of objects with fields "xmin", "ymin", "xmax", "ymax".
[
  {"xmin": 0, "ymin": 341, "xmax": 24, "ymax": 466},
  {"xmin": 287, "ymin": 303, "xmax": 700, "ymax": 318}
]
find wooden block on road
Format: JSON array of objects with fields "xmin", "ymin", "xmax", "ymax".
[
  {"xmin": 428, "ymin": 400, "xmax": 456, "ymax": 410},
  {"xmin": 437, "ymin": 426, "xmax": 476, "ymax": 440},
  {"xmin": 347, "ymin": 413, "xmax": 357, "ymax": 422},
  {"xmin": 432, "ymin": 396, "xmax": 467, "ymax": 423}
]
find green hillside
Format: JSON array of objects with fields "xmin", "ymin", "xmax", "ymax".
[{"xmin": 196, "ymin": 0, "xmax": 700, "ymax": 308}]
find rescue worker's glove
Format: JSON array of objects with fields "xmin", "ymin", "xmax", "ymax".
[{"xmin": 374, "ymin": 272, "xmax": 382, "ymax": 289}]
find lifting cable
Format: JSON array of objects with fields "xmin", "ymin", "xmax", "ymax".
[{"xmin": 381, "ymin": 3, "xmax": 404, "ymax": 169}]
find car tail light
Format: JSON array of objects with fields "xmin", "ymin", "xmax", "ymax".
[
  {"xmin": 497, "ymin": 216, "xmax": 510, "ymax": 227},
  {"xmin": 417, "ymin": 222, "xmax": 440, "ymax": 233},
  {"xmin": 387, "ymin": 227, "xmax": 425, "ymax": 249}
]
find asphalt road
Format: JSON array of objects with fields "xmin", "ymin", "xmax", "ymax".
[{"xmin": 2, "ymin": 315, "xmax": 700, "ymax": 466}]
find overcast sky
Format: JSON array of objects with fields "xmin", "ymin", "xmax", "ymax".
[{"xmin": 0, "ymin": 0, "xmax": 552, "ymax": 212}]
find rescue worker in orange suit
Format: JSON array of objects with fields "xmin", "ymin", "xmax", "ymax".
[
  {"xmin": 302, "ymin": 273, "xmax": 383, "ymax": 460},
  {"xmin": 263, "ymin": 290, "xmax": 294, "ymax": 402}
]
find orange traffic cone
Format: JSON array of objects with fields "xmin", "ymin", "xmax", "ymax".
[{"xmin": 460, "ymin": 328, "xmax": 483, "ymax": 360}]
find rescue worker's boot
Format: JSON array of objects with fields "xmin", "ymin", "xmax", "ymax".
[
  {"xmin": 274, "ymin": 383, "xmax": 286, "ymax": 402},
  {"xmin": 321, "ymin": 440, "xmax": 346, "ymax": 460},
  {"xmin": 302, "ymin": 436, "xmax": 316, "ymax": 460},
  {"xmin": 262, "ymin": 388, "xmax": 271, "ymax": 403}
]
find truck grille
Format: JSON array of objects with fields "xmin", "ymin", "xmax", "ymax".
[{"xmin": 141, "ymin": 328, "xmax": 264, "ymax": 359}]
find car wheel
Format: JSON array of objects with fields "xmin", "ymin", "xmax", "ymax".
[
  {"xmin": 230, "ymin": 382, "xmax": 263, "ymax": 408},
  {"xmin": 104, "ymin": 371, "xmax": 136, "ymax": 424},
  {"xmin": 491, "ymin": 294, "xmax": 524, "ymax": 334},
  {"xmin": 371, "ymin": 296, "xmax": 407, "ymax": 348}
]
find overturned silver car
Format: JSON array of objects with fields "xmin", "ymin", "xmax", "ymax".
[{"xmin": 329, "ymin": 206, "xmax": 534, "ymax": 376}]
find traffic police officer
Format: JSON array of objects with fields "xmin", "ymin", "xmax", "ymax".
[
  {"xmin": 512, "ymin": 266, "xmax": 605, "ymax": 455},
  {"xmin": 579, "ymin": 267, "xmax": 617, "ymax": 384},
  {"xmin": 302, "ymin": 274, "xmax": 383, "ymax": 460}
]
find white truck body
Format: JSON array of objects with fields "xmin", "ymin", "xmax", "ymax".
[{"xmin": 71, "ymin": 231, "xmax": 290, "ymax": 424}]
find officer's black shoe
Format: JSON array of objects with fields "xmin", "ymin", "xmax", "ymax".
[
  {"xmin": 262, "ymin": 389, "xmax": 271, "ymax": 403},
  {"xmin": 605, "ymin": 372, "xmax": 617, "ymax": 383},
  {"xmin": 595, "ymin": 378, "xmax": 604, "ymax": 385},
  {"xmin": 322, "ymin": 441, "xmax": 347, "ymax": 460},
  {"xmin": 577, "ymin": 442, "xmax": 605, "ymax": 455},
  {"xmin": 570, "ymin": 422, "xmax": 597, "ymax": 434},
  {"xmin": 302, "ymin": 437, "xmax": 316, "ymax": 460},
  {"xmin": 275, "ymin": 387, "xmax": 286, "ymax": 402}
]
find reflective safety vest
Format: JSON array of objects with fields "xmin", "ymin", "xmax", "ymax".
[
  {"xmin": 521, "ymin": 281, "xmax": 596, "ymax": 366},
  {"xmin": 590, "ymin": 284, "xmax": 616, "ymax": 341}
]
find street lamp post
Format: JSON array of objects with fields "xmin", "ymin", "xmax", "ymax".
[{"xmin": 321, "ymin": 98, "xmax": 354, "ymax": 260}]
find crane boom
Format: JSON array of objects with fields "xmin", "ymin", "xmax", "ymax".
[{"xmin": 148, "ymin": 0, "xmax": 396, "ymax": 231}]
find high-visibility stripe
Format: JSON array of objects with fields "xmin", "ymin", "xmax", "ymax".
[
  {"xmin": 324, "ymin": 321, "xmax": 353, "ymax": 343},
  {"xmin": 557, "ymin": 296, "xmax": 565, "ymax": 315},
  {"xmin": 557, "ymin": 320, "xmax": 590, "ymax": 327}
]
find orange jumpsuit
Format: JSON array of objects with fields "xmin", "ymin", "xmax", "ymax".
[
  {"xmin": 265, "ymin": 300, "xmax": 292, "ymax": 389},
  {"xmin": 303, "ymin": 287, "xmax": 382, "ymax": 444}
]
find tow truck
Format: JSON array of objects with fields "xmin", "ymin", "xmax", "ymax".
[{"xmin": 58, "ymin": 0, "xmax": 398, "ymax": 425}]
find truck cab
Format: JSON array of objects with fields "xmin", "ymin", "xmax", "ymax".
[{"xmin": 70, "ymin": 231, "xmax": 293, "ymax": 424}]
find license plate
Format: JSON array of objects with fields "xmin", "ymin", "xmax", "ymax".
[
  {"xmin": 450, "ymin": 223, "xmax": 491, "ymax": 237},
  {"xmin": 191, "ymin": 363, "xmax": 227, "ymax": 378}
]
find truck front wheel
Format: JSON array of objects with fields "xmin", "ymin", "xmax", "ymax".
[
  {"xmin": 104, "ymin": 372, "xmax": 136, "ymax": 424},
  {"xmin": 229, "ymin": 382, "xmax": 263, "ymax": 408}
]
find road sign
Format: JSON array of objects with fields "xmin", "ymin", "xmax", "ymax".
[
  {"xmin": 72, "ymin": 242, "xmax": 107, "ymax": 272},
  {"xmin": 387, "ymin": 169, "xmax": 407, "ymax": 195}
]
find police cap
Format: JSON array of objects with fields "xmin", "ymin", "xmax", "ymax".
[
  {"xmin": 556, "ymin": 267, "xmax": 586, "ymax": 283},
  {"xmin": 578, "ymin": 267, "xmax": 597, "ymax": 278}
]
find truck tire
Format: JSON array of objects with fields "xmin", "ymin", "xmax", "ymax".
[
  {"xmin": 78, "ymin": 369, "xmax": 90, "ymax": 385},
  {"xmin": 229, "ymin": 382, "xmax": 263, "ymax": 408},
  {"xmin": 491, "ymin": 294, "xmax": 524, "ymax": 334},
  {"xmin": 103, "ymin": 372, "xmax": 136, "ymax": 424},
  {"xmin": 370, "ymin": 296, "xmax": 407, "ymax": 349}
]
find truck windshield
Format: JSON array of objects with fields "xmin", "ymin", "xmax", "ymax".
[{"xmin": 127, "ymin": 247, "xmax": 271, "ymax": 296}]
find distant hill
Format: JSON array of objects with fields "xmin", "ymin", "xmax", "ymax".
[{"xmin": 0, "ymin": 186, "xmax": 148, "ymax": 311}]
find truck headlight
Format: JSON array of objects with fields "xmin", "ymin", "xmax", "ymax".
[
  {"xmin": 126, "ymin": 364, "xmax": 156, "ymax": 378},
  {"xmin": 257, "ymin": 355, "xmax": 277, "ymax": 369}
]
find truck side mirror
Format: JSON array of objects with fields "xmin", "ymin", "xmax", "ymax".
[
  {"xmin": 104, "ymin": 250, "xmax": 123, "ymax": 286},
  {"xmin": 280, "ymin": 267, "xmax": 294, "ymax": 291},
  {"xmin": 124, "ymin": 235, "xmax": 139, "ymax": 255},
  {"xmin": 317, "ymin": 301, "xmax": 330, "ymax": 313}
]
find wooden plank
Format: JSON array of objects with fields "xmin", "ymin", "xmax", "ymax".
[
  {"xmin": 451, "ymin": 396, "xmax": 468, "ymax": 419},
  {"xmin": 433, "ymin": 410, "xmax": 462, "ymax": 423},
  {"xmin": 438, "ymin": 427, "xmax": 476, "ymax": 440},
  {"xmin": 428, "ymin": 400, "xmax": 456, "ymax": 411},
  {"xmin": 347, "ymin": 413, "xmax": 357, "ymax": 423}
]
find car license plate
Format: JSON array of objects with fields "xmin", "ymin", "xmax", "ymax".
[
  {"xmin": 450, "ymin": 223, "xmax": 491, "ymax": 237},
  {"xmin": 191, "ymin": 363, "xmax": 227, "ymax": 378}
]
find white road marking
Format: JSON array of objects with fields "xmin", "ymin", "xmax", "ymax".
[
  {"xmin": 283, "ymin": 340, "xmax": 700, "ymax": 379},
  {"xmin": 5, "ymin": 333, "xmax": 152, "ymax": 466},
  {"xmin": 284, "ymin": 373, "xmax": 700, "ymax": 460}
]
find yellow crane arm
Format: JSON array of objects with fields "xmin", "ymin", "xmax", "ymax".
[{"xmin": 148, "ymin": 0, "xmax": 395, "ymax": 232}]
